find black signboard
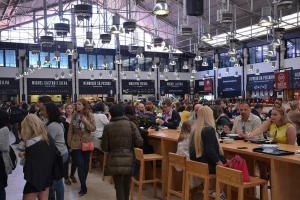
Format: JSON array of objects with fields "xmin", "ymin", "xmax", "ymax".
[
  {"xmin": 27, "ymin": 78, "xmax": 72, "ymax": 95},
  {"xmin": 293, "ymin": 69, "xmax": 300, "ymax": 89},
  {"xmin": 0, "ymin": 78, "xmax": 19, "ymax": 95},
  {"xmin": 160, "ymin": 80, "xmax": 190, "ymax": 95},
  {"xmin": 218, "ymin": 76, "xmax": 242, "ymax": 97},
  {"xmin": 247, "ymin": 72, "xmax": 274, "ymax": 91},
  {"xmin": 79, "ymin": 79, "xmax": 116, "ymax": 95},
  {"xmin": 122, "ymin": 80, "xmax": 155, "ymax": 95}
]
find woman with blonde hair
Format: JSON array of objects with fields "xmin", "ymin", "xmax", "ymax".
[
  {"xmin": 68, "ymin": 99, "xmax": 96, "ymax": 196},
  {"xmin": 287, "ymin": 100, "xmax": 300, "ymax": 145},
  {"xmin": 189, "ymin": 106, "xmax": 226, "ymax": 174},
  {"xmin": 21, "ymin": 114, "xmax": 56, "ymax": 200},
  {"xmin": 240, "ymin": 105, "xmax": 297, "ymax": 145}
]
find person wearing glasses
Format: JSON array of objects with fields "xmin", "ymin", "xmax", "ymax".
[
  {"xmin": 156, "ymin": 98, "xmax": 181, "ymax": 129},
  {"xmin": 240, "ymin": 105, "xmax": 296, "ymax": 145},
  {"xmin": 224, "ymin": 101, "xmax": 262, "ymax": 139}
]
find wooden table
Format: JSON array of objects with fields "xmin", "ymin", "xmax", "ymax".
[
  {"xmin": 221, "ymin": 141, "xmax": 300, "ymax": 200},
  {"xmin": 148, "ymin": 129, "xmax": 180, "ymax": 199}
]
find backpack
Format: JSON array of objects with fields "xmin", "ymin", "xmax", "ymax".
[
  {"xmin": 227, "ymin": 155, "xmax": 250, "ymax": 182},
  {"xmin": 9, "ymin": 146, "xmax": 17, "ymax": 170}
]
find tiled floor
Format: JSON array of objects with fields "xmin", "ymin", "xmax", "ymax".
[{"xmin": 6, "ymin": 163, "xmax": 171, "ymax": 200}]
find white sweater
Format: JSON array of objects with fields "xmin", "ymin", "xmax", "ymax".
[
  {"xmin": 0, "ymin": 127, "xmax": 13, "ymax": 174},
  {"xmin": 92, "ymin": 113, "xmax": 109, "ymax": 138}
]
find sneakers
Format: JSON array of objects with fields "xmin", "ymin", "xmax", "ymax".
[{"xmin": 209, "ymin": 190, "xmax": 226, "ymax": 200}]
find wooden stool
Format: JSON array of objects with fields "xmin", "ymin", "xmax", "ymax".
[
  {"xmin": 184, "ymin": 160, "xmax": 215, "ymax": 200},
  {"xmin": 167, "ymin": 153, "xmax": 186, "ymax": 200},
  {"xmin": 216, "ymin": 165, "xmax": 268, "ymax": 200},
  {"xmin": 130, "ymin": 148, "xmax": 163, "ymax": 200}
]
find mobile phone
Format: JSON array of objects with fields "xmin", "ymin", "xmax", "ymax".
[{"xmin": 237, "ymin": 147, "xmax": 248, "ymax": 149}]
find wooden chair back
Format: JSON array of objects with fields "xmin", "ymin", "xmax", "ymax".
[
  {"xmin": 134, "ymin": 148, "xmax": 144, "ymax": 161},
  {"xmin": 185, "ymin": 160, "xmax": 209, "ymax": 178},
  {"xmin": 216, "ymin": 165, "xmax": 243, "ymax": 186},
  {"xmin": 168, "ymin": 153, "xmax": 186, "ymax": 167}
]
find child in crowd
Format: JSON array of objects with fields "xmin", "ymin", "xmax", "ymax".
[{"xmin": 176, "ymin": 120, "xmax": 192, "ymax": 159}]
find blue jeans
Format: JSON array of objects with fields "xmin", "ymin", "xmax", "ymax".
[
  {"xmin": 71, "ymin": 150, "xmax": 90, "ymax": 191},
  {"xmin": 0, "ymin": 184, "xmax": 5, "ymax": 200},
  {"xmin": 49, "ymin": 153, "xmax": 68, "ymax": 200}
]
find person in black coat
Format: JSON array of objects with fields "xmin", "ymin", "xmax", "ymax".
[
  {"xmin": 156, "ymin": 99, "xmax": 181, "ymax": 129},
  {"xmin": 20, "ymin": 114, "xmax": 56, "ymax": 200},
  {"xmin": 189, "ymin": 106, "xmax": 226, "ymax": 174},
  {"xmin": 0, "ymin": 152, "xmax": 7, "ymax": 200}
]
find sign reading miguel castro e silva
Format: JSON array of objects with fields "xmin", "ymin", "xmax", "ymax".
[
  {"xmin": 160, "ymin": 80, "xmax": 190, "ymax": 95},
  {"xmin": 79, "ymin": 79, "xmax": 116, "ymax": 95},
  {"xmin": 27, "ymin": 78, "xmax": 72, "ymax": 95},
  {"xmin": 122, "ymin": 80, "xmax": 155, "ymax": 95}
]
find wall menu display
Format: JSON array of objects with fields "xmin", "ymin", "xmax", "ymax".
[
  {"xmin": 0, "ymin": 78, "xmax": 19, "ymax": 95},
  {"xmin": 218, "ymin": 76, "xmax": 242, "ymax": 97},
  {"xmin": 247, "ymin": 72, "xmax": 275, "ymax": 91},
  {"xmin": 160, "ymin": 80, "xmax": 190, "ymax": 95},
  {"xmin": 27, "ymin": 78, "xmax": 72, "ymax": 95},
  {"xmin": 195, "ymin": 79, "xmax": 213, "ymax": 94},
  {"xmin": 79, "ymin": 79, "xmax": 116, "ymax": 95},
  {"xmin": 274, "ymin": 71, "xmax": 290, "ymax": 90},
  {"xmin": 122, "ymin": 80, "xmax": 155, "ymax": 95},
  {"xmin": 293, "ymin": 69, "xmax": 300, "ymax": 89}
]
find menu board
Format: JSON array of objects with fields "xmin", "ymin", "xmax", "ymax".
[
  {"xmin": 247, "ymin": 72, "xmax": 274, "ymax": 91},
  {"xmin": 122, "ymin": 80, "xmax": 155, "ymax": 95},
  {"xmin": 27, "ymin": 78, "xmax": 72, "ymax": 95},
  {"xmin": 0, "ymin": 78, "xmax": 19, "ymax": 95},
  {"xmin": 79, "ymin": 79, "xmax": 116, "ymax": 95},
  {"xmin": 160, "ymin": 80, "xmax": 190, "ymax": 95},
  {"xmin": 195, "ymin": 79, "xmax": 214, "ymax": 94},
  {"xmin": 293, "ymin": 69, "xmax": 300, "ymax": 89},
  {"xmin": 218, "ymin": 76, "xmax": 242, "ymax": 97}
]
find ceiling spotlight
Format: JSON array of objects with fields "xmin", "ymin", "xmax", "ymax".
[
  {"xmin": 74, "ymin": 4, "xmax": 92, "ymax": 21},
  {"xmin": 272, "ymin": 62, "xmax": 276, "ymax": 69},
  {"xmin": 190, "ymin": 74, "xmax": 195, "ymax": 79},
  {"xmin": 194, "ymin": 55, "xmax": 202, "ymax": 62},
  {"xmin": 234, "ymin": 63, "xmax": 240, "ymax": 68},
  {"xmin": 89, "ymin": 64, "xmax": 94, "ymax": 71},
  {"xmin": 202, "ymin": 57, "xmax": 208, "ymax": 67},
  {"xmin": 218, "ymin": 73, "xmax": 222, "ymax": 79},
  {"xmin": 164, "ymin": 76, "xmax": 169, "ymax": 82},
  {"xmin": 152, "ymin": 63, "xmax": 158, "ymax": 69},
  {"xmin": 153, "ymin": 0, "xmax": 169, "ymax": 16},
  {"xmin": 68, "ymin": 69, "xmax": 73, "ymax": 77},
  {"xmin": 60, "ymin": 71, "xmax": 65, "ymax": 78},
  {"xmin": 182, "ymin": 61, "xmax": 189, "ymax": 70},
  {"xmin": 228, "ymin": 48, "xmax": 236, "ymax": 56},
  {"xmin": 248, "ymin": 64, "xmax": 254, "ymax": 72},
  {"xmin": 54, "ymin": 74, "xmax": 59, "ymax": 80},
  {"xmin": 153, "ymin": 37, "xmax": 164, "ymax": 47},
  {"xmin": 123, "ymin": 20, "xmax": 136, "ymax": 33},
  {"xmin": 258, "ymin": 7, "xmax": 273, "ymax": 27},
  {"xmin": 272, "ymin": 38, "xmax": 282, "ymax": 47},
  {"xmin": 111, "ymin": 15, "xmax": 123, "ymax": 34},
  {"xmin": 192, "ymin": 69, "xmax": 197, "ymax": 74},
  {"xmin": 234, "ymin": 71, "xmax": 239, "ymax": 77},
  {"xmin": 90, "ymin": 74, "xmax": 95, "ymax": 80},
  {"xmin": 255, "ymin": 68, "xmax": 260, "ymax": 76},
  {"xmin": 164, "ymin": 67, "xmax": 169, "ymax": 73},
  {"xmin": 115, "ymin": 54, "xmax": 122, "ymax": 65},
  {"xmin": 264, "ymin": 56, "xmax": 270, "ymax": 63},
  {"xmin": 54, "ymin": 51, "xmax": 60, "ymax": 62},
  {"xmin": 169, "ymin": 60, "xmax": 176, "ymax": 66},
  {"xmin": 99, "ymin": 72, "xmax": 103, "ymax": 79},
  {"xmin": 229, "ymin": 56, "xmax": 237, "ymax": 63}
]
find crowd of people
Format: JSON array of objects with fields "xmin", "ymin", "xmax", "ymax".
[{"xmin": 0, "ymin": 96, "xmax": 300, "ymax": 200}]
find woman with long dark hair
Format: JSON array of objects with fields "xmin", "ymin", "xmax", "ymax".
[
  {"xmin": 44, "ymin": 103, "xmax": 68, "ymax": 200},
  {"xmin": 68, "ymin": 99, "xmax": 96, "ymax": 196}
]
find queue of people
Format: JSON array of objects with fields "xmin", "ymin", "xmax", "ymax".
[{"xmin": 1, "ymin": 97, "xmax": 300, "ymax": 200}]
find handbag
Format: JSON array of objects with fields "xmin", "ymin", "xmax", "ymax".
[
  {"xmin": 82, "ymin": 141, "xmax": 94, "ymax": 151},
  {"xmin": 227, "ymin": 155, "xmax": 250, "ymax": 182}
]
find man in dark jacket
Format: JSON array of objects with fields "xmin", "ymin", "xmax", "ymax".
[
  {"xmin": 101, "ymin": 104, "xmax": 143, "ymax": 200},
  {"xmin": 156, "ymin": 98, "xmax": 181, "ymax": 129}
]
